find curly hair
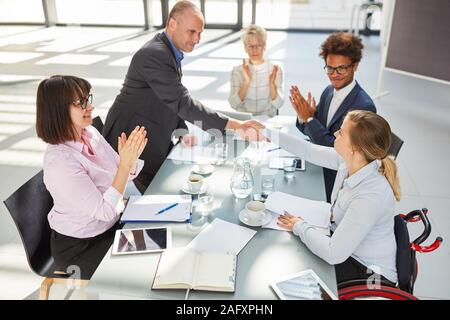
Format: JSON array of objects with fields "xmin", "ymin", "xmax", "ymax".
[{"xmin": 319, "ymin": 32, "xmax": 364, "ymax": 64}]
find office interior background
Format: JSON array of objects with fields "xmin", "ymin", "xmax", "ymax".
[{"xmin": 0, "ymin": 0, "xmax": 449, "ymax": 299}]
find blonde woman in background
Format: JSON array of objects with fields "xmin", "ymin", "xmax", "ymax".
[{"xmin": 228, "ymin": 24, "xmax": 284, "ymax": 117}]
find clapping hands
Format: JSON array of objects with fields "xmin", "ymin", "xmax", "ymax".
[
  {"xmin": 289, "ymin": 85, "xmax": 316, "ymax": 122},
  {"xmin": 118, "ymin": 126, "xmax": 148, "ymax": 171}
]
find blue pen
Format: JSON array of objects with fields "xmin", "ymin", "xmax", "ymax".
[
  {"xmin": 155, "ymin": 203, "xmax": 178, "ymax": 215},
  {"xmin": 267, "ymin": 147, "xmax": 281, "ymax": 153}
]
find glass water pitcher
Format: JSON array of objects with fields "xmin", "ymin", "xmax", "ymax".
[{"xmin": 230, "ymin": 157, "xmax": 254, "ymax": 198}]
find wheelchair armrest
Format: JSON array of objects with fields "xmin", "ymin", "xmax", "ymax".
[{"xmin": 412, "ymin": 237, "xmax": 443, "ymax": 253}]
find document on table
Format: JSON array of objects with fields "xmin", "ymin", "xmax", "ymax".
[
  {"xmin": 187, "ymin": 218, "xmax": 257, "ymax": 255},
  {"xmin": 167, "ymin": 143, "xmax": 217, "ymax": 163},
  {"xmin": 120, "ymin": 195, "xmax": 192, "ymax": 223},
  {"xmin": 263, "ymin": 191, "xmax": 331, "ymax": 231}
]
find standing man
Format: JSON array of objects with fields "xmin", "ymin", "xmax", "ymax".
[
  {"xmin": 290, "ymin": 32, "xmax": 376, "ymax": 202},
  {"xmin": 103, "ymin": 1, "xmax": 263, "ymax": 193}
]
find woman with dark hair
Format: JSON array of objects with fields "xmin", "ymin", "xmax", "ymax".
[
  {"xmin": 36, "ymin": 75, "xmax": 148, "ymax": 279},
  {"xmin": 277, "ymin": 110, "xmax": 400, "ymax": 285}
]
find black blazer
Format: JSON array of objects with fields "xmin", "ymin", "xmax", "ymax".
[
  {"xmin": 103, "ymin": 33, "xmax": 228, "ymax": 193},
  {"xmin": 296, "ymin": 81, "xmax": 376, "ymax": 202}
]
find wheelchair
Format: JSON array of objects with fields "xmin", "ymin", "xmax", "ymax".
[{"xmin": 338, "ymin": 208, "xmax": 443, "ymax": 300}]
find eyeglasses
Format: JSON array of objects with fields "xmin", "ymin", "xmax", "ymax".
[
  {"xmin": 324, "ymin": 64, "xmax": 354, "ymax": 75},
  {"xmin": 246, "ymin": 44, "xmax": 265, "ymax": 50},
  {"xmin": 72, "ymin": 93, "xmax": 93, "ymax": 110}
]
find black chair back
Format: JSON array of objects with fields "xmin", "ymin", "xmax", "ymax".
[
  {"xmin": 92, "ymin": 116, "xmax": 104, "ymax": 133},
  {"xmin": 3, "ymin": 170, "xmax": 57, "ymax": 277},
  {"xmin": 394, "ymin": 214, "xmax": 416, "ymax": 293},
  {"xmin": 389, "ymin": 132, "xmax": 404, "ymax": 159}
]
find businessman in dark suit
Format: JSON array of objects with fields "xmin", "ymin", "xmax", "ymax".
[
  {"xmin": 290, "ymin": 32, "xmax": 376, "ymax": 202},
  {"xmin": 103, "ymin": 1, "xmax": 264, "ymax": 193}
]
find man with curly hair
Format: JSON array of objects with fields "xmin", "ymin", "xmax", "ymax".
[{"xmin": 290, "ymin": 32, "xmax": 376, "ymax": 203}]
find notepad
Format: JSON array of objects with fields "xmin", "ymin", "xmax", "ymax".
[
  {"xmin": 120, "ymin": 195, "xmax": 192, "ymax": 223},
  {"xmin": 187, "ymin": 218, "xmax": 257, "ymax": 254},
  {"xmin": 152, "ymin": 247, "xmax": 236, "ymax": 292}
]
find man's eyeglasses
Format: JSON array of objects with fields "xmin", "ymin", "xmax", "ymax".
[
  {"xmin": 72, "ymin": 94, "xmax": 93, "ymax": 110},
  {"xmin": 246, "ymin": 44, "xmax": 265, "ymax": 51},
  {"xmin": 324, "ymin": 64, "xmax": 354, "ymax": 75}
]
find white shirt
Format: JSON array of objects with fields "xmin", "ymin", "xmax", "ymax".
[
  {"xmin": 326, "ymin": 79, "xmax": 356, "ymax": 126},
  {"xmin": 228, "ymin": 60, "xmax": 284, "ymax": 117},
  {"xmin": 277, "ymin": 136, "xmax": 398, "ymax": 283}
]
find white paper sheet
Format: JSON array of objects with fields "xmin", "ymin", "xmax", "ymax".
[
  {"xmin": 187, "ymin": 218, "xmax": 257, "ymax": 255},
  {"xmin": 167, "ymin": 143, "xmax": 218, "ymax": 164},
  {"xmin": 263, "ymin": 192, "xmax": 331, "ymax": 229},
  {"xmin": 121, "ymin": 195, "xmax": 192, "ymax": 222}
]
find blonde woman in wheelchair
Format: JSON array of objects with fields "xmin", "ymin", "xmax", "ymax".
[{"xmin": 277, "ymin": 110, "xmax": 400, "ymax": 286}]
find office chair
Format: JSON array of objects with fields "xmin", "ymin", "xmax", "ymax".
[
  {"xmin": 338, "ymin": 208, "xmax": 443, "ymax": 300},
  {"xmin": 91, "ymin": 116, "xmax": 104, "ymax": 133},
  {"xmin": 349, "ymin": 1, "xmax": 383, "ymax": 35},
  {"xmin": 3, "ymin": 171, "xmax": 87, "ymax": 300},
  {"xmin": 389, "ymin": 132, "xmax": 404, "ymax": 159}
]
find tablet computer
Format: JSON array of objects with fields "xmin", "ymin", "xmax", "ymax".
[
  {"xmin": 268, "ymin": 157, "xmax": 305, "ymax": 171},
  {"xmin": 270, "ymin": 269, "xmax": 338, "ymax": 300},
  {"xmin": 112, "ymin": 227, "xmax": 171, "ymax": 255}
]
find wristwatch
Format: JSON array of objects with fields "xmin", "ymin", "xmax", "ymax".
[{"xmin": 306, "ymin": 117, "xmax": 314, "ymax": 123}]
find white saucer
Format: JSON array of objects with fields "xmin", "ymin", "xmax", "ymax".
[
  {"xmin": 238, "ymin": 209, "xmax": 272, "ymax": 227},
  {"xmin": 272, "ymin": 123, "xmax": 284, "ymax": 130},
  {"xmin": 192, "ymin": 164, "xmax": 214, "ymax": 175},
  {"xmin": 181, "ymin": 182, "xmax": 208, "ymax": 195}
]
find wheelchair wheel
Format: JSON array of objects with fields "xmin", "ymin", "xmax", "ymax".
[{"xmin": 339, "ymin": 285, "xmax": 418, "ymax": 300}]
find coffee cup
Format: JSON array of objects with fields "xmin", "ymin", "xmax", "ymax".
[
  {"xmin": 187, "ymin": 174, "xmax": 203, "ymax": 193},
  {"xmin": 245, "ymin": 200, "xmax": 266, "ymax": 222}
]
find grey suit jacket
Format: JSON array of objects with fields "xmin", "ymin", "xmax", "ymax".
[{"xmin": 103, "ymin": 32, "xmax": 228, "ymax": 192}]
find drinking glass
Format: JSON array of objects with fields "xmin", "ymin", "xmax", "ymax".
[
  {"xmin": 214, "ymin": 143, "xmax": 228, "ymax": 166},
  {"xmin": 196, "ymin": 192, "xmax": 214, "ymax": 216},
  {"xmin": 283, "ymin": 159, "xmax": 297, "ymax": 180},
  {"xmin": 261, "ymin": 176, "xmax": 275, "ymax": 199}
]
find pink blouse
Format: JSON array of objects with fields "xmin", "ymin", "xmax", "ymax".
[{"xmin": 43, "ymin": 126, "xmax": 143, "ymax": 238}]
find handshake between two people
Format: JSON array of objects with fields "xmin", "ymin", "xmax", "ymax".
[
  {"xmin": 177, "ymin": 118, "xmax": 270, "ymax": 149},
  {"xmin": 228, "ymin": 119, "xmax": 269, "ymax": 142},
  {"xmin": 117, "ymin": 119, "xmax": 269, "ymax": 169}
]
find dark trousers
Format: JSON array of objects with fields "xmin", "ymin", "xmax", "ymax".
[
  {"xmin": 335, "ymin": 256, "xmax": 396, "ymax": 286},
  {"xmin": 50, "ymin": 221, "xmax": 123, "ymax": 280},
  {"xmin": 324, "ymin": 168, "xmax": 337, "ymax": 203}
]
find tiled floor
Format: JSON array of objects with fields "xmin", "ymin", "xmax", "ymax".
[{"xmin": 0, "ymin": 25, "xmax": 448, "ymax": 300}]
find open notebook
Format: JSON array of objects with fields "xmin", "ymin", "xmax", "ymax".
[
  {"xmin": 152, "ymin": 218, "xmax": 255, "ymax": 293},
  {"xmin": 152, "ymin": 247, "xmax": 236, "ymax": 292}
]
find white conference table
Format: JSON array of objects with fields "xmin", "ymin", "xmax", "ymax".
[{"xmin": 86, "ymin": 119, "xmax": 337, "ymax": 300}]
